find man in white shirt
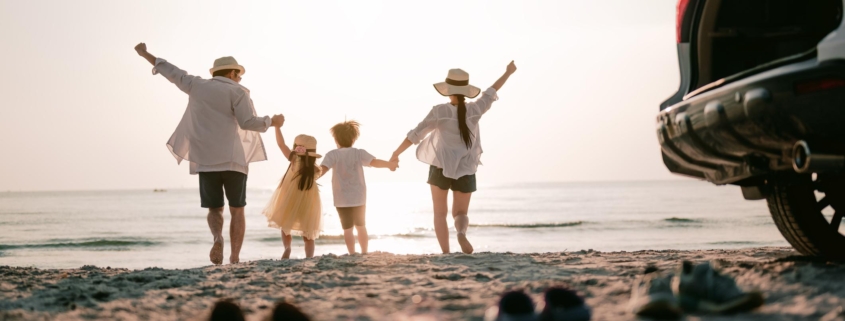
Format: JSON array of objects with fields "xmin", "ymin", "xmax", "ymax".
[{"xmin": 135, "ymin": 43, "xmax": 283, "ymax": 265}]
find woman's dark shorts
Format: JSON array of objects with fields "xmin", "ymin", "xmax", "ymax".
[
  {"xmin": 199, "ymin": 171, "xmax": 248, "ymax": 208},
  {"xmin": 427, "ymin": 165, "xmax": 477, "ymax": 193}
]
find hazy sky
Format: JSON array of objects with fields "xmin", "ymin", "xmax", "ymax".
[{"xmin": 0, "ymin": 0, "xmax": 682, "ymax": 191}]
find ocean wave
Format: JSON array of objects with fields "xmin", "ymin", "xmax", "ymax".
[
  {"xmin": 0, "ymin": 238, "xmax": 159, "ymax": 251},
  {"xmin": 469, "ymin": 221, "xmax": 584, "ymax": 229},
  {"xmin": 258, "ymin": 233, "xmax": 429, "ymax": 244},
  {"xmin": 663, "ymin": 217, "xmax": 701, "ymax": 223}
]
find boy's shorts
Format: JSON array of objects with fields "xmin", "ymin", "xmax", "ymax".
[
  {"xmin": 427, "ymin": 165, "xmax": 477, "ymax": 193},
  {"xmin": 337, "ymin": 205, "xmax": 366, "ymax": 229}
]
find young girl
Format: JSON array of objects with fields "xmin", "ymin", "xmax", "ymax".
[
  {"xmin": 390, "ymin": 61, "xmax": 517, "ymax": 254},
  {"xmin": 263, "ymin": 122, "xmax": 323, "ymax": 259}
]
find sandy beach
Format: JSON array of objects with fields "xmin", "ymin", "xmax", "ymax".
[{"xmin": 1, "ymin": 247, "xmax": 843, "ymax": 321}]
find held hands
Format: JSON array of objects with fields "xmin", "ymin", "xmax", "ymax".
[
  {"xmin": 134, "ymin": 43, "xmax": 147, "ymax": 56},
  {"xmin": 385, "ymin": 153, "xmax": 400, "ymax": 172},
  {"xmin": 271, "ymin": 114, "xmax": 285, "ymax": 128},
  {"xmin": 506, "ymin": 60, "xmax": 517, "ymax": 75}
]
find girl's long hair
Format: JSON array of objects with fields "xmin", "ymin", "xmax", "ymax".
[
  {"xmin": 455, "ymin": 94, "xmax": 474, "ymax": 149},
  {"xmin": 280, "ymin": 145, "xmax": 317, "ymax": 191}
]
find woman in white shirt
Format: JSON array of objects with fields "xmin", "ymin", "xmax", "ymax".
[{"xmin": 391, "ymin": 61, "xmax": 517, "ymax": 254}]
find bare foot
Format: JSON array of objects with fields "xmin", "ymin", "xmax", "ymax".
[
  {"xmin": 229, "ymin": 255, "xmax": 239, "ymax": 264},
  {"xmin": 282, "ymin": 247, "xmax": 291, "ymax": 259},
  {"xmin": 210, "ymin": 237, "xmax": 224, "ymax": 265},
  {"xmin": 457, "ymin": 233, "xmax": 473, "ymax": 254}
]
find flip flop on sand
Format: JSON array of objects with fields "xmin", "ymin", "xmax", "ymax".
[
  {"xmin": 677, "ymin": 261, "xmax": 765, "ymax": 314},
  {"xmin": 491, "ymin": 290, "xmax": 537, "ymax": 321},
  {"xmin": 630, "ymin": 267, "xmax": 682, "ymax": 320},
  {"xmin": 210, "ymin": 237, "xmax": 224, "ymax": 265},
  {"xmin": 457, "ymin": 232, "xmax": 474, "ymax": 254},
  {"xmin": 541, "ymin": 287, "xmax": 592, "ymax": 321}
]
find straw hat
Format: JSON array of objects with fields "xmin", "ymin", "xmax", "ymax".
[
  {"xmin": 209, "ymin": 56, "xmax": 245, "ymax": 76},
  {"xmin": 293, "ymin": 135, "xmax": 322, "ymax": 158},
  {"xmin": 433, "ymin": 69, "xmax": 481, "ymax": 98}
]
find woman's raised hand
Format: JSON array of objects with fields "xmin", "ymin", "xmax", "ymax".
[{"xmin": 506, "ymin": 60, "xmax": 517, "ymax": 75}]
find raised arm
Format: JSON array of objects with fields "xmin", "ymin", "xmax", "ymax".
[
  {"xmin": 136, "ymin": 42, "xmax": 200, "ymax": 94},
  {"xmin": 491, "ymin": 61, "xmax": 517, "ymax": 92},
  {"xmin": 135, "ymin": 43, "xmax": 156, "ymax": 65},
  {"xmin": 274, "ymin": 124, "xmax": 292, "ymax": 160}
]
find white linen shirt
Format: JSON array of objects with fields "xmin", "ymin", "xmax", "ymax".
[
  {"xmin": 320, "ymin": 148, "xmax": 376, "ymax": 207},
  {"xmin": 407, "ymin": 87, "xmax": 498, "ymax": 179},
  {"xmin": 152, "ymin": 58, "xmax": 272, "ymax": 175}
]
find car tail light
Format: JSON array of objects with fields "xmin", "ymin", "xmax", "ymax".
[
  {"xmin": 677, "ymin": 0, "xmax": 690, "ymax": 43},
  {"xmin": 795, "ymin": 77, "xmax": 845, "ymax": 95}
]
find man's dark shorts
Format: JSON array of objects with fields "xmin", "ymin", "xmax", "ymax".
[
  {"xmin": 427, "ymin": 165, "xmax": 477, "ymax": 193},
  {"xmin": 199, "ymin": 171, "xmax": 247, "ymax": 208}
]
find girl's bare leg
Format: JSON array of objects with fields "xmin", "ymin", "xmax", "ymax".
[
  {"xmin": 343, "ymin": 228, "xmax": 356, "ymax": 254},
  {"xmin": 303, "ymin": 237, "xmax": 315, "ymax": 258},
  {"xmin": 430, "ymin": 185, "xmax": 450, "ymax": 253},
  {"xmin": 356, "ymin": 225, "xmax": 368, "ymax": 254},
  {"xmin": 281, "ymin": 230, "xmax": 292, "ymax": 259},
  {"xmin": 452, "ymin": 191, "xmax": 473, "ymax": 254}
]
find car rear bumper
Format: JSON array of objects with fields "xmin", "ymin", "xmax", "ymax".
[{"xmin": 657, "ymin": 57, "xmax": 845, "ymax": 185}]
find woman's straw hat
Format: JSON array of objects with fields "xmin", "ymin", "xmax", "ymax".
[
  {"xmin": 293, "ymin": 135, "xmax": 322, "ymax": 158},
  {"xmin": 433, "ymin": 69, "xmax": 481, "ymax": 98},
  {"xmin": 209, "ymin": 56, "xmax": 246, "ymax": 76}
]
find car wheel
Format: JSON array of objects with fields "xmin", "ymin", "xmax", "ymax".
[{"xmin": 766, "ymin": 172, "xmax": 845, "ymax": 259}]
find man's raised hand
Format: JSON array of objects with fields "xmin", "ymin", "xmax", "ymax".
[
  {"xmin": 135, "ymin": 43, "xmax": 156, "ymax": 66},
  {"xmin": 135, "ymin": 43, "xmax": 147, "ymax": 56}
]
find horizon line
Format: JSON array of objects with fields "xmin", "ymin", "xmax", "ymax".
[{"xmin": 0, "ymin": 177, "xmax": 693, "ymax": 194}]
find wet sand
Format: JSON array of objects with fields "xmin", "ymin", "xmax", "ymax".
[{"xmin": 1, "ymin": 247, "xmax": 844, "ymax": 320}]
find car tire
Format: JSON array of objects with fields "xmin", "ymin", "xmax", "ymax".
[{"xmin": 766, "ymin": 173, "xmax": 845, "ymax": 259}]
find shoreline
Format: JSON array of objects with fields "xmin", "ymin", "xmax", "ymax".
[{"xmin": 2, "ymin": 247, "xmax": 843, "ymax": 320}]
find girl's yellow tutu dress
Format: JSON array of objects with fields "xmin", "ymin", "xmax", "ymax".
[{"xmin": 263, "ymin": 156, "xmax": 323, "ymax": 240}]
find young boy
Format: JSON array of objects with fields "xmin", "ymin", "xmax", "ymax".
[{"xmin": 319, "ymin": 120, "xmax": 397, "ymax": 254}]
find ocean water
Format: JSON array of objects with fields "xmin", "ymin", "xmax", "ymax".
[{"xmin": 0, "ymin": 181, "xmax": 788, "ymax": 269}]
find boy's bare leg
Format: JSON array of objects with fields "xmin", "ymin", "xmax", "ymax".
[
  {"xmin": 452, "ymin": 191, "xmax": 473, "ymax": 254},
  {"xmin": 207, "ymin": 207, "xmax": 225, "ymax": 265},
  {"xmin": 356, "ymin": 225, "xmax": 369, "ymax": 254},
  {"xmin": 343, "ymin": 228, "xmax": 356, "ymax": 254},
  {"xmin": 229, "ymin": 206, "xmax": 245, "ymax": 264},
  {"xmin": 304, "ymin": 237, "xmax": 315, "ymax": 258},
  {"xmin": 430, "ymin": 185, "xmax": 450, "ymax": 253},
  {"xmin": 281, "ymin": 230, "xmax": 292, "ymax": 259}
]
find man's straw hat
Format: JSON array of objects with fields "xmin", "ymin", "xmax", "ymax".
[
  {"xmin": 433, "ymin": 68, "xmax": 481, "ymax": 98},
  {"xmin": 293, "ymin": 135, "xmax": 321, "ymax": 158},
  {"xmin": 209, "ymin": 56, "xmax": 245, "ymax": 76}
]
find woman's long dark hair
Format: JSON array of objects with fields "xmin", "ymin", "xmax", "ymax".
[
  {"xmin": 455, "ymin": 94, "xmax": 474, "ymax": 149},
  {"xmin": 280, "ymin": 145, "xmax": 317, "ymax": 191}
]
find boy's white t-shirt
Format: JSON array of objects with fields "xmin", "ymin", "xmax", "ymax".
[{"xmin": 320, "ymin": 148, "xmax": 376, "ymax": 207}]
